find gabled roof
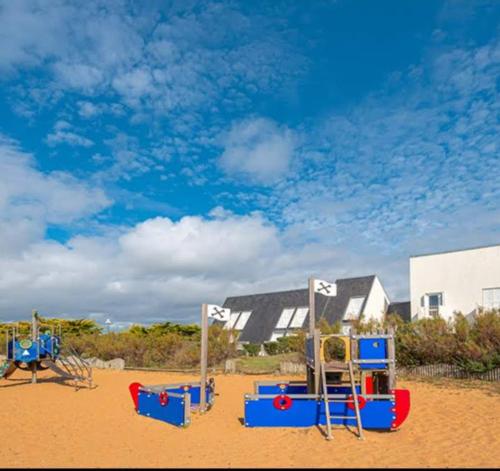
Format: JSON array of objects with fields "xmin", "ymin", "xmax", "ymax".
[
  {"xmin": 222, "ymin": 275, "xmax": 376, "ymax": 344},
  {"xmin": 387, "ymin": 301, "xmax": 411, "ymax": 322}
]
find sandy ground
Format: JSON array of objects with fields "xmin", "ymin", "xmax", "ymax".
[{"xmin": 0, "ymin": 368, "xmax": 499, "ymax": 468}]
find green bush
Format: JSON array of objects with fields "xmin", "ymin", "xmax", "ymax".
[
  {"xmin": 263, "ymin": 341, "xmax": 279, "ymax": 356},
  {"xmin": 2, "ymin": 309, "xmax": 498, "ymax": 374},
  {"xmin": 242, "ymin": 343, "xmax": 261, "ymax": 357}
]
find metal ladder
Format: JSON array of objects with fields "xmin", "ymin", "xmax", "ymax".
[
  {"xmin": 320, "ymin": 361, "xmax": 364, "ymax": 440},
  {"xmin": 56, "ymin": 346, "xmax": 93, "ymax": 389}
]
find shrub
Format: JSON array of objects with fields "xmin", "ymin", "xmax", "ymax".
[
  {"xmin": 242, "ymin": 343, "xmax": 261, "ymax": 357},
  {"xmin": 263, "ymin": 341, "xmax": 279, "ymax": 356}
]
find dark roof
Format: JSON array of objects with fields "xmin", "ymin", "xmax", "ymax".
[
  {"xmin": 387, "ymin": 301, "xmax": 411, "ymax": 322},
  {"xmin": 222, "ymin": 276, "xmax": 376, "ymax": 344}
]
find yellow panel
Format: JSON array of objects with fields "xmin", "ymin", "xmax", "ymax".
[{"xmin": 319, "ymin": 335, "xmax": 351, "ymax": 362}]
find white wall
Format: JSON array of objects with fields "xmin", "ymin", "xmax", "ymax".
[
  {"xmin": 409, "ymin": 245, "xmax": 500, "ymax": 321},
  {"xmin": 362, "ymin": 276, "xmax": 390, "ymax": 322}
]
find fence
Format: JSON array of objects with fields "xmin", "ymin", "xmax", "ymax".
[
  {"xmin": 398, "ymin": 364, "xmax": 500, "ymax": 381},
  {"xmin": 279, "ymin": 361, "xmax": 500, "ymax": 381}
]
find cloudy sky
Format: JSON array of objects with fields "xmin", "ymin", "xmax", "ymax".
[{"xmin": 0, "ymin": 0, "xmax": 498, "ymax": 327}]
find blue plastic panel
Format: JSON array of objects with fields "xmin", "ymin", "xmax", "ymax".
[
  {"xmin": 257, "ymin": 383, "xmax": 361, "ymax": 395},
  {"xmin": 245, "ymin": 397, "xmax": 394, "ymax": 429},
  {"xmin": 163, "ymin": 385, "xmax": 212, "ymax": 406},
  {"xmin": 12, "ymin": 341, "xmax": 38, "ymax": 362},
  {"xmin": 137, "ymin": 391, "xmax": 187, "ymax": 427},
  {"xmin": 358, "ymin": 338, "xmax": 387, "ymax": 369}
]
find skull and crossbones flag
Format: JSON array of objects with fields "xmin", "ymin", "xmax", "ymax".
[
  {"xmin": 207, "ymin": 304, "xmax": 231, "ymax": 322},
  {"xmin": 313, "ymin": 279, "xmax": 337, "ymax": 297}
]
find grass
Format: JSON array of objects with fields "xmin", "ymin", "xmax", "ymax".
[{"xmin": 235, "ymin": 352, "xmax": 301, "ymax": 374}]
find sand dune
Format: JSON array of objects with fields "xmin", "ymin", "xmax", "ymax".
[{"xmin": 0, "ymin": 369, "xmax": 498, "ymax": 468}]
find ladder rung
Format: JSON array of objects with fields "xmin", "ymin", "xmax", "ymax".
[{"xmin": 330, "ymin": 415, "xmax": 356, "ymax": 419}]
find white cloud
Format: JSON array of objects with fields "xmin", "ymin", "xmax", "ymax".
[
  {"xmin": 112, "ymin": 67, "xmax": 155, "ymax": 104},
  {"xmin": 0, "ymin": 203, "xmax": 291, "ymax": 322},
  {"xmin": 1, "ymin": 1, "xmax": 306, "ymax": 120},
  {"xmin": 46, "ymin": 120, "xmax": 94, "ymax": 147},
  {"xmin": 219, "ymin": 117, "xmax": 296, "ymax": 184},
  {"xmin": 0, "ymin": 135, "xmax": 111, "ymax": 270},
  {"xmin": 77, "ymin": 101, "xmax": 100, "ymax": 118},
  {"xmin": 53, "ymin": 62, "xmax": 104, "ymax": 92},
  {"xmin": 120, "ymin": 212, "xmax": 280, "ymax": 277}
]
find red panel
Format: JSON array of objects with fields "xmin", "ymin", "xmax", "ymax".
[
  {"xmin": 391, "ymin": 389, "xmax": 410, "ymax": 429},
  {"xmin": 347, "ymin": 394, "xmax": 367, "ymax": 410},
  {"xmin": 129, "ymin": 382, "xmax": 143, "ymax": 411},
  {"xmin": 365, "ymin": 376, "xmax": 374, "ymax": 394}
]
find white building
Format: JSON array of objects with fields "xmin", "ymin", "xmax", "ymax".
[
  {"xmin": 221, "ymin": 275, "xmax": 391, "ymax": 345},
  {"xmin": 409, "ymin": 244, "xmax": 500, "ymax": 322}
]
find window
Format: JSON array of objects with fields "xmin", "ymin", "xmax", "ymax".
[
  {"xmin": 224, "ymin": 311, "xmax": 252, "ymax": 330},
  {"xmin": 276, "ymin": 308, "xmax": 295, "ymax": 329},
  {"xmin": 225, "ymin": 312, "xmax": 240, "ymax": 330},
  {"xmin": 483, "ymin": 288, "xmax": 500, "ymax": 309},
  {"xmin": 234, "ymin": 311, "xmax": 252, "ymax": 330},
  {"xmin": 290, "ymin": 307, "xmax": 309, "ymax": 328},
  {"xmin": 270, "ymin": 307, "xmax": 309, "ymax": 341},
  {"xmin": 427, "ymin": 292, "xmax": 443, "ymax": 318},
  {"xmin": 344, "ymin": 296, "xmax": 365, "ymax": 321}
]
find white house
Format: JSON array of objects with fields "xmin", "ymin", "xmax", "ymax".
[
  {"xmin": 221, "ymin": 275, "xmax": 391, "ymax": 345},
  {"xmin": 409, "ymin": 244, "xmax": 500, "ymax": 322}
]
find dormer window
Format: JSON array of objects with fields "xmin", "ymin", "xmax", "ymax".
[
  {"xmin": 224, "ymin": 311, "xmax": 252, "ymax": 330},
  {"xmin": 343, "ymin": 296, "xmax": 365, "ymax": 321},
  {"xmin": 270, "ymin": 306, "xmax": 309, "ymax": 341}
]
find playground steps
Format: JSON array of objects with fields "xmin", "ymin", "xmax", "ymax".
[
  {"xmin": 321, "ymin": 361, "xmax": 364, "ymax": 441},
  {"xmin": 41, "ymin": 347, "xmax": 93, "ymax": 389}
]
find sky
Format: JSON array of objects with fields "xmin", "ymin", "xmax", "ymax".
[{"xmin": 0, "ymin": 0, "xmax": 499, "ymax": 328}]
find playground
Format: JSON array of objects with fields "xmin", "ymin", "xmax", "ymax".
[{"xmin": 1, "ymin": 368, "xmax": 498, "ymax": 468}]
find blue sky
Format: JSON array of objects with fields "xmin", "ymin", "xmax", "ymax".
[{"xmin": 0, "ymin": 0, "xmax": 499, "ymax": 326}]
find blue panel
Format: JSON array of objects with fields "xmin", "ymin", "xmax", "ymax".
[
  {"xmin": 162, "ymin": 385, "xmax": 212, "ymax": 407},
  {"xmin": 137, "ymin": 391, "xmax": 187, "ymax": 427},
  {"xmin": 13, "ymin": 341, "xmax": 38, "ymax": 362},
  {"xmin": 257, "ymin": 384, "xmax": 308, "ymax": 395},
  {"xmin": 245, "ymin": 397, "xmax": 320, "ymax": 427},
  {"xmin": 245, "ymin": 397, "xmax": 394, "ymax": 429},
  {"xmin": 38, "ymin": 335, "xmax": 60, "ymax": 358},
  {"xmin": 358, "ymin": 338, "xmax": 387, "ymax": 369},
  {"xmin": 256, "ymin": 384, "xmax": 360, "ymax": 395}
]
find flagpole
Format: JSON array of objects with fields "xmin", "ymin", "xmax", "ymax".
[
  {"xmin": 200, "ymin": 303, "xmax": 208, "ymax": 413},
  {"xmin": 309, "ymin": 277, "xmax": 315, "ymax": 335}
]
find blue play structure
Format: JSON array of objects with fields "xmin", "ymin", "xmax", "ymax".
[
  {"xmin": 129, "ymin": 379, "xmax": 215, "ymax": 427},
  {"xmin": 1, "ymin": 311, "xmax": 93, "ymax": 388},
  {"xmin": 243, "ymin": 329, "xmax": 410, "ymax": 439},
  {"xmin": 7, "ymin": 332, "xmax": 61, "ymax": 364}
]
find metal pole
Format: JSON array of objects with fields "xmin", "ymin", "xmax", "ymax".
[
  {"xmin": 12, "ymin": 326, "xmax": 16, "ymax": 361},
  {"xmin": 309, "ymin": 277, "xmax": 315, "ymax": 335},
  {"xmin": 314, "ymin": 328, "xmax": 321, "ymax": 394},
  {"xmin": 387, "ymin": 326, "xmax": 396, "ymax": 390},
  {"xmin": 32, "ymin": 310, "xmax": 37, "ymax": 384},
  {"xmin": 200, "ymin": 303, "xmax": 209, "ymax": 413}
]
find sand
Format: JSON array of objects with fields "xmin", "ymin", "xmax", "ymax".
[{"xmin": 1, "ymin": 368, "xmax": 499, "ymax": 468}]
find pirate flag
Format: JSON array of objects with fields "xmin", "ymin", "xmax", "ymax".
[
  {"xmin": 313, "ymin": 279, "xmax": 337, "ymax": 297},
  {"xmin": 207, "ymin": 304, "xmax": 231, "ymax": 322}
]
